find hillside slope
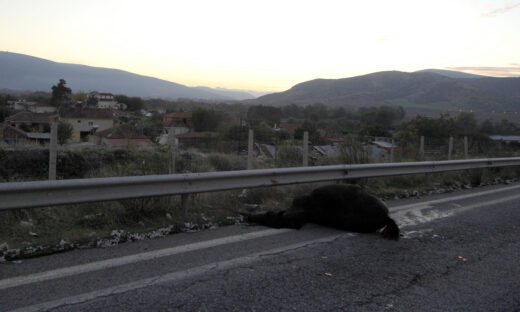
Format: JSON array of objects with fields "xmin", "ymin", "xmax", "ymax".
[
  {"xmin": 252, "ymin": 71, "xmax": 520, "ymax": 116},
  {"xmin": 0, "ymin": 52, "xmax": 253, "ymax": 101}
]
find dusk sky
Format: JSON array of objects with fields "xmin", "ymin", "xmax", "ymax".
[{"xmin": 1, "ymin": 0, "xmax": 519, "ymax": 92}]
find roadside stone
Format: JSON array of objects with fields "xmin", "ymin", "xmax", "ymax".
[{"xmin": 19, "ymin": 220, "xmax": 33, "ymax": 228}]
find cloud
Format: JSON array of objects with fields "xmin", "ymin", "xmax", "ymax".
[
  {"xmin": 445, "ymin": 67, "xmax": 520, "ymax": 77},
  {"xmin": 481, "ymin": 3, "xmax": 520, "ymax": 18}
]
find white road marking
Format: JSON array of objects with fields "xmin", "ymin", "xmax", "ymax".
[
  {"xmin": 0, "ymin": 228, "xmax": 293, "ymax": 291},
  {"xmin": 391, "ymin": 189, "xmax": 520, "ymax": 227},
  {"xmin": 8, "ymin": 234, "xmax": 342, "ymax": 312},
  {"xmin": 389, "ymin": 183, "xmax": 520, "ymax": 213}
]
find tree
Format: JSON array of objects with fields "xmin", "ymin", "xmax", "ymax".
[
  {"xmin": 246, "ymin": 105, "xmax": 281, "ymax": 127},
  {"xmin": 86, "ymin": 95, "xmax": 99, "ymax": 107},
  {"xmin": 359, "ymin": 106, "xmax": 396, "ymax": 131},
  {"xmin": 396, "ymin": 114, "xmax": 455, "ymax": 147},
  {"xmin": 115, "ymin": 95, "xmax": 143, "ymax": 111},
  {"xmin": 73, "ymin": 92, "xmax": 87, "ymax": 103},
  {"xmin": 57, "ymin": 121, "xmax": 73, "ymax": 144},
  {"xmin": 294, "ymin": 120, "xmax": 326, "ymax": 144},
  {"xmin": 51, "ymin": 79, "xmax": 72, "ymax": 109},
  {"xmin": 479, "ymin": 119, "xmax": 495, "ymax": 134},
  {"xmin": 192, "ymin": 108, "xmax": 223, "ymax": 132},
  {"xmin": 454, "ymin": 112, "xmax": 478, "ymax": 136},
  {"xmin": 0, "ymin": 105, "xmax": 14, "ymax": 122},
  {"xmin": 281, "ymin": 104, "xmax": 304, "ymax": 119},
  {"xmin": 0, "ymin": 93, "xmax": 15, "ymax": 122},
  {"xmin": 304, "ymin": 103, "xmax": 328, "ymax": 120},
  {"xmin": 252, "ymin": 124, "xmax": 276, "ymax": 143}
]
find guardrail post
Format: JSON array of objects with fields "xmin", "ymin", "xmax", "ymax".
[
  {"xmin": 181, "ymin": 194, "xmax": 189, "ymax": 214},
  {"xmin": 247, "ymin": 129, "xmax": 254, "ymax": 170},
  {"xmin": 49, "ymin": 121, "xmax": 57, "ymax": 180},
  {"xmin": 448, "ymin": 137, "xmax": 453, "ymax": 160},
  {"xmin": 303, "ymin": 131, "xmax": 309, "ymax": 166},
  {"xmin": 425, "ymin": 173, "xmax": 431, "ymax": 186}
]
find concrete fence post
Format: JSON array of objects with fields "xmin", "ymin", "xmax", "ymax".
[
  {"xmin": 49, "ymin": 121, "xmax": 57, "ymax": 180},
  {"xmin": 448, "ymin": 137, "xmax": 453, "ymax": 160},
  {"xmin": 169, "ymin": 132, "xmax": 176, "ymax": 174},
  {"xmin": 247, "ymin": 129, "xmax": 254, "ymax": 170},
  {"xmin": 303, "ymin": 131, "xmax": 309, "ymax": 167},
  {"xmin": 390, "ymin": 139, "xmax": 395, "ymax": 162},
  {"xmin": 464, "ymin": 136, "xmax": 469, "ymax": 159},
  {"xmin": 419, "ymin": 136, "xmax": 425, "ymax": 159}
]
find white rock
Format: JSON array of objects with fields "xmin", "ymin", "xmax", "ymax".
[{"xmin": 19, "ymin": 221, "xmax": 33, "ymax": 228}]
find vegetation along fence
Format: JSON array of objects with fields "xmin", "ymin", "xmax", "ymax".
[{"xmin": 2, "ymin": 157, "xmax": 520, "ymax": 211}]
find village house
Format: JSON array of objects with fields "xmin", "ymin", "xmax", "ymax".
[
  {"xmin": 175, "ymin": 131, "xmax": 219, "ymax": 148},
  {"xmin": 88, "ymin": 92, "xmax": 125, "ymax": 110},
  {"xmin": 60, "ymin": 107, "xmax": 115, "ymax": 142},
  {"xmin": 163, "ymin": 112, "xmax": 192, "ymax": 136},
  {"xmin": 3, "ymin": 112, "xmax": 59, "ymax": 144},
  {"xmin": 278, "ymin": 123, "xmax": 301, "ymax": 133},
  {"xmin": 91, "ymin": 125, "xmax": 153, "ymax": 148},
  {"xmin": 1, "ymin": 124, "xmax": 30, "ymax": 144},
  {"xmin": 8, "ymin": 100, "xmax": 57, "ymax": 113},
  {"xmin": 256, "ymin": 143, "xmax": 276, "ymax": 159},
  {"xmin": 367, "ymin": 140, "xmax": 400, "ymax": 161},
  {"xmin": 4, "ymin": 111, "xmax": 58, "ymax": 132},
  {"xmin": 149, "ymin": 107, "xmax": 166, "ymax": 114}
]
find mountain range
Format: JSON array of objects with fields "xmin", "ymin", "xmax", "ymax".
[
  {"xmin": 251, "ymin": 70, "xmax": 520, "ymax": 117},
  {"xmin": 2, "ymin": 51, "xmax": 520, "ymax": 118},
  {"xmin": 0, "ymin": 51, "xmax": 258, "ymax": 101}
]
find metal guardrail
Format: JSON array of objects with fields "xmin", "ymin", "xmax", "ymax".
[{"xmin": 1, "ymin": 157, "xmax": 520, "ymax": 211}]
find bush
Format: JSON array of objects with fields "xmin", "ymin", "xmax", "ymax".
[
  {"xmin": 276, "ymin": 145, "xmax": 302, "ymax": 167},
  {"xmin": 208, "ymin": 154, "xmax": 233, "ymax": 171}
]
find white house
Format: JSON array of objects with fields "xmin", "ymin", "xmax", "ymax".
[
  {"xmin": 88, "ymin": 92, "xmax": 126, "ymax": 110},
  {"xmin": 60, "ymin": 107, "xmax": 115, "ymax": 142}
]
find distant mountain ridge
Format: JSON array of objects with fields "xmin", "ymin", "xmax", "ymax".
[
  {"xmin": 416, "ymin": 69, "xmax": 487, "ymax": 79},
  {"xmin": 0, "ymin": 51, "xmax": 256, "ymax": 101},
  {"xmin": 251, "ymin": 70, "xmax": 520, "ymax": 117}
]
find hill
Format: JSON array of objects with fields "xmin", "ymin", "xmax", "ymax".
[
  {"xmin": 251, "ymin": 71, "xmax": 520, "ymax": 118},
  {"xmin": 0, "ymin": 52, "xmax": 255, "ymax": 101}
]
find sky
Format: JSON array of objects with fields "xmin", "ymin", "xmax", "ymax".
[{"xmin": 1, "ymin": 0, "xmax": 520, "ymax": 92}]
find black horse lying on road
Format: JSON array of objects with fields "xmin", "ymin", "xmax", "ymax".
[{"xmin": 246, "ymin": 184, "xmax": 400, "ymax": 240}]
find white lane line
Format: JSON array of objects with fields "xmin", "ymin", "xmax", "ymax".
[
  {"xmin": 392, "ymin": 192, "xmax": 520, "ymax": 228},
  {"xmin": 389, "ymin": 183, "xmax": 520, "ymax": 212},
  {"xmin": 0, "ymin": 228, "xmax": 293, "ymax": 291},
  {"xmin": 8, "ymin": 234, "xmax": 342, "ymax": 312}
]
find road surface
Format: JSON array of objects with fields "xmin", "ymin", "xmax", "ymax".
[{"xmin": 1, "ymin": 182, "xmax": 520, "ymax": 311}]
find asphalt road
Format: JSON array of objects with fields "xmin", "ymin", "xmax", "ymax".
[{"xmin": 1, "ymin": 182, "xmax": 520, "ymax": 312}]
